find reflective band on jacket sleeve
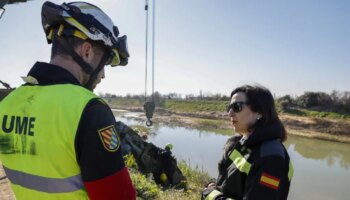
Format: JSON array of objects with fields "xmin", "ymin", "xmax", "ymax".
[
  {"xmin": 205, "ymin": 190, "xmax": 223, "ymax": 200},
  {"xmin": 229, "ymin": 149, "xmax": 252, "ymax": 174},
  {"xmin": 288, "ymin": 162, "xmax": 294, "ymax": 181},
  {"xmin": 4, "ymin": 166, "xmax": 84, "ymax": 193}
]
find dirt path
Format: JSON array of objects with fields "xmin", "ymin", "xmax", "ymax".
[{"xmin": 0, "ymin": 163, "xmax": 15, "ymax": 200}]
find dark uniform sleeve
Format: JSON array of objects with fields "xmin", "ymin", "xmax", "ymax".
[
  {"xmin": 201, "ymin": 156, "xmax": 288, "ymax": 200},
  {"xmin": 243, "ymin": 156, "xmax": 287, "ymax": 200},
  {"xmin": 201, "ymin": 188, "xmax": 232, "ymax": 200},
  {"xmin": 201, "ymin": 136, "xmax": 243, "ymax": 200},
  {"xmin": 75, "ymin": 98, "xmax": 136, "ymax": 200}
]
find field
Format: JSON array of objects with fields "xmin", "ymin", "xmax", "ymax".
[{"xmin": 108, "ymin": 98, "xmax": 350, "ymax": 143}]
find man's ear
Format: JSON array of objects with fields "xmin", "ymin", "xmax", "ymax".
[{"xmin": 79, "ymin": 41, "xmax": 94, "ymax": 62}]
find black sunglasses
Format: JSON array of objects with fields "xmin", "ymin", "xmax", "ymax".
[{"xmin": 226, "ymin": 102, "xmax": 248, "ymax": 113}]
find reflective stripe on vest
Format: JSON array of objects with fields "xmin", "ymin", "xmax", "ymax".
[
  {"xmin": 4, "ymin": 165, "xmax": 84, "ymax": 193},
  {"xmin": 205, "ymin": 190, "xmax": 223, "ymax": 200},
  {"xmin": 288, "ymin": 162, "xmax": 294, "ymax": 181},
  {"xmin": 229, "ymin": 149, "xmax": 252, "ymax": 174}
]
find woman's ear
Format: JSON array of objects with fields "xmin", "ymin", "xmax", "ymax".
[{"xmin": 256, "ymin": 113, "xmax": 262, "ymax": 120}]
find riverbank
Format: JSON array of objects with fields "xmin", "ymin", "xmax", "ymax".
[
  {"xmin": 111, "ymin": 105, "xmax": 350, "ymax": 144},
  {"xmin": 124, "ymin": 154, "xmax": 210, "ymax": 200},
  {"xmin": 0, "ymin": 162, "xmax": 15, "ymax": 200}
]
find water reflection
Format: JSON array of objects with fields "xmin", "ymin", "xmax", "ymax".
[
  {"xmin": 285, "ymin": 135, "xmax": 350, "ymax": 170},
  {"xmin": 114, "ymin": 112, "xmax": 228, "ymax": 177}
]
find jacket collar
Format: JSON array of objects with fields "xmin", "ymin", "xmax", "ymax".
[
  {"xmin": 243, "ymin": 122, "xmax": 283, "ymax": 147},
  {"xmin": 26, "ymin": 62, "xmax": 81, "ymax": 86}
]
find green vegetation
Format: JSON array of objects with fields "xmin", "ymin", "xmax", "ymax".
[
  {"xmin": 176, "ymin": 160, "xmax": 211, "ymax": 190},
  {"xmin": 163, "ymin": 99, "xmax": 350, "ymax": 120},
  {"xmin": 107, "ymin": 96, "xmax": 350, "ymax": 121},
  {"xmin": 282, "ymin": 108, "xmax": 350, "ymax": 119},
  {"xmin": 125, "ymin": 155, "xmax": 211, "ymax": 200},
  {"xmin": 276, "ymin": 92, "xmax": 350, "ymax": 119},
  {"xmin": 193, "ymin": 118, "xmax": 234, "ymax": 135},
  {"xmin": 199, "ymin": 128, "xmax": 233, "ymax": 136},
  {"xmin": 164, "ymin": 99, "xmax": 227, "ymax": 113},
  {"xmin": 125, "ymin": 154, "xmax": 160, "ymax": 199},
  {"xmin": 107, "ymin": 98, "xmax": 142, "ymax": 107},
  {"xmin": 194, "ymin": 118, "xmax": 227, "ymax": 127},
  {"xmin": 130, "ymin": 125, "xmax": 150, "ymax": 135}
]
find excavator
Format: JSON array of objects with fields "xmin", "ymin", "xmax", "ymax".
[{"xmin": 116, "ymin": 121, "xmax": 187, "ymax": 188}]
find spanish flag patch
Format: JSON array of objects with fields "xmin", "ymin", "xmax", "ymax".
[
  {"xmin": 98, "ymin": 125, "xmax": 121, "ymax": 152},
  {"xmin": 260, "ymin": 173, "xmax": 280, "ymax": 190}
]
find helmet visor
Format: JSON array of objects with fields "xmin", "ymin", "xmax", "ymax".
[
  {"xmin": 108, "ymin": 36, "xmax": 129, "ymax": 66},
  {"xmin": 109, "ymin": 48, "xmax": 121, "ymax": 66}
]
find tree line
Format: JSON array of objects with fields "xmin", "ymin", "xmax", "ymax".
[
  {"xmin": 276, "ymin": 91, "xmax": 350, "ymax": 113},
  {"xmin": 99, "ymin": 90, "xmax": 350, "ymax": 113}
]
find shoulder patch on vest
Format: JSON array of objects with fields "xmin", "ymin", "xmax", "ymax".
[
  {"xmin": 98, "ymin": 125, "xmax": 121, "ymax": 152},
  {"xmin": 260, "ymin": 139, "xmax": 285, "ymax": 159}
]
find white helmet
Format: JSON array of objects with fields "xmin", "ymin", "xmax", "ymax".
[{"xmin": 42, "ymin": 1, "xmax": 129, "ymax": 66}]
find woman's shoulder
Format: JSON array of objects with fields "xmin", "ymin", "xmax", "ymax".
[
  {"xmin": 223, "ymin": 134, "xmax": 242, "ymax": 156},
  {"xmin": 259, "ymin": 139, "xmax": 287, "ymax": 159}
]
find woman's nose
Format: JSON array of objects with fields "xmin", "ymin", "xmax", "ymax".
[{"xmin": 228, "ymin": 109, "xmax": 235, "ymax": 117}]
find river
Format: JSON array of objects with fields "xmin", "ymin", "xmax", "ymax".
[{"xmin": 114, "ymin": 110, "xmax": 350, "ymax": 200}]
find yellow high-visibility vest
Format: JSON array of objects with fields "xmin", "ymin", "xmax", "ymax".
[{"xmin": 0, "ymin": 84, "xmax": 99, "ymax": 200}]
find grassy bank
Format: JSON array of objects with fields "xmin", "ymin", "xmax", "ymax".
[
  {"xmin": 125, "ymin": 154, "xmax": 210, "ymax": 200},
  {"xmin": 280, "ymin": 107, "xmax": 350, "ymax": 120},
  {"xmin": 107, "ymin": 98, "xmax": 142, "ymax": 107},
  {"xmin": 164, "ymin": 99, "xmax": 227, "ymax": 113}
]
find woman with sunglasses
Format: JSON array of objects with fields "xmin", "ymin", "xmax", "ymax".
[{"xmin": 202, "ymin": 85, "xmax": 293, "ymax": 200}]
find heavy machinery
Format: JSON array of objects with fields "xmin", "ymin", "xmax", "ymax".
[
  {"xmin": 0, "ymin": 80, "xmax": 13, "ymax": 101},
  {"xmin": 116, "ymin": 121, "xmax": 187, "ymax": 189}
]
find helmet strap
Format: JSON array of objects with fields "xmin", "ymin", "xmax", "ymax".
[
  {"xmin": 83, "ymin": 50, "xmax": 111, "ymax": 91},
  {"xmin": 55, "ymin": 36, "xmax": 109, "ymax": 91},
  {"xmin": 56, "ymin": 37, "xmax": 94, "ymax": 75}
]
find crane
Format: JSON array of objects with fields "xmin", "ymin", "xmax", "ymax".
[{"xmin": 143, "ymin": 0, "xmax": 156, "ymax": 126}]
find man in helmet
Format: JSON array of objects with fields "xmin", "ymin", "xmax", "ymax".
[{"xmin": 0, "ymin": 1, "xmax": 136, "ymax": 199}]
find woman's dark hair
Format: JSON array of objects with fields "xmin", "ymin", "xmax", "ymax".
[{"xmin": 230, "ymin": 84, "xmax": 287, "ymax": 142}]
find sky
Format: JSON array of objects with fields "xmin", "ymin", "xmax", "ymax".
[{"xmin": 0, "ymin": 0, "xmax": 349, "ymax": 97}]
